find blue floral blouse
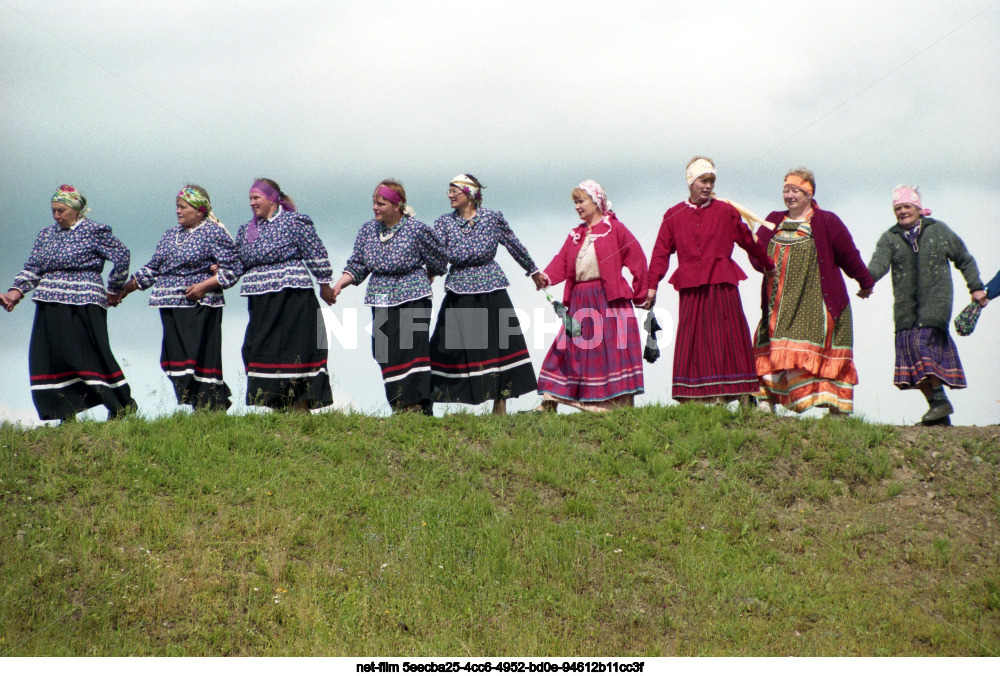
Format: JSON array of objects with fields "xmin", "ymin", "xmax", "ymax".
[
  {"xmin": 10, "ymin": 219, "xmax": 130, "ymax": 308},
  {"xmin": 434, "ymin": 208, "xmax": 538, "ymax": 294},
  {"xmin": 132, "ymin": 220, "xmax": 243, "ymax": 307},
  {"xmin": 344, "ymin": 217, "xmax": 448, "ymax": 307},
  {"xmin": 235, "ymin": 208, "xmax": 334, "ymax": 296}
]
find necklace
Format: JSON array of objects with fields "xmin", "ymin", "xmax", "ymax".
[
  {"xmin": 378, "ymin": 217, "xmax": 405, "ymax": 243},
  {"xmin": 175, "ymin": 221, "xmax": 205, "ymax": 247}
]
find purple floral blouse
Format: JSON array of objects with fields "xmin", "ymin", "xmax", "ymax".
[
  {"xmin": 9, "ymin": 219, "xmax": 130, "ymax": 308},
  {"xmin": 344, "ymin": 217, "xmax": 448, "ymax": 307},
  {"xmin": 235, "ymin": 208, "xmax": 333, "ymax": 296},
  {"xmin": 434, "ymin": 208, "xmax": 538, "ymax": 294},
  {"xmin": 132, "ymin": 221, "xmax": 242, "ymax": 308}
]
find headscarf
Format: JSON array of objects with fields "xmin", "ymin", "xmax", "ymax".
[
  {"xmin": 686, "ymin": 158, "xmax": 716, "ymax": 186},
  {"xmin": 892, "ymin": 185, "xmax": 931, "ymax": 216},
  {"xmin": 51, "ymin": 184, "xmax": 89, "ymax": 218},
  {"xmin": 375, "ymin": 184, "xmax": 416, "ymax": 218},
  {"xmin": 783, "ymin": 174, "xmax": 814, "ymax": 196},
  {"xmin": 577, "ymin": 179, "xmax": 611, "ymax": 213},
  {"xmin": 450, "ymin": 174, "xmax": 483, "ymax": 205},
  {"xmin": 177, "ymin": 186, "xmax": 222, "ymax": 226},
  {"xmin": 247, "ymin": 180, "xmax": 296, "ymax": 242}
]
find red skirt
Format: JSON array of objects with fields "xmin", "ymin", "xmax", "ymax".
[
  {"xmin": 672, "ymin": 283, "xmax": 758, "ymax": 400},
  {"xmin": 537, "ymin": 280, "xmax": 644, "ymax": 403}
]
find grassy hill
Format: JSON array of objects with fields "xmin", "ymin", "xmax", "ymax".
[{"xmin": 1, "ymin": 405, "xmax": 998, "ymax": 656}]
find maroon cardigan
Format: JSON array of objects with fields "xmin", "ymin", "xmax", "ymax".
[
  {"xmin": 752, "ymin": 205, "xmax": 874, "ymax": 320},
  {"xmin": 544, "ymin": 215, "xmax": 648, "ymax": 306}
]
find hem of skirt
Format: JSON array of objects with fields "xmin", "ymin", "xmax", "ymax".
[
  {"xmin": 537, "ymin": 386, "xmax": 644, "ymax": 403},
  {"xmin": 754, "ymin": 343, "xmax": 858, "ymax": 385}
]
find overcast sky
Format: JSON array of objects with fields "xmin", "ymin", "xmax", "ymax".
[{"xmin": 2, "ymin": 1, "xmax": 998, "ymax": 426}]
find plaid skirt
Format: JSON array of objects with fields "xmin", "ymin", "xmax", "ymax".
[
  {"xmin": 159, "ymin": 306, "xmax": 232, "ymax": 410},
  {"xmin": 894, "ymin": 327, "xmax": 966, "ymax": 389},
  {"xmin": 28, "ymin": 301, "xmax": 133, "ymax": 420},
  {"xmin": 429, "ymin": 290, "xmax": 537, "ymax": 404},
  {"xmin": 372, "ymin": 298, "xmax": 434, "ymax": 409},
  {"xmin": 537, "ymin": 280, "xmax": 643, "ymax": 403},
  {"xmin": 674, "ymin": 283, "xmax": 759, "ymax": 400},
  {"xmin": 242, "ymin": 288, "xmax": 333, "ymax": 409}
]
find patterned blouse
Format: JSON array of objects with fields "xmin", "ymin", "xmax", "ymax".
[
  {"xmin": 235, "ymin": 208, "xmax": 334, "ymax": 296},
  {"xmin": 344, "ymin": 217, "xmax": 448, "ymax": 307},
  {"xmin": 132, "ymin": 220, "xmax": 242, "ymax": 308},
  {"xmin": 10, "ymin": 218, "xmax": 130, "ymax": 308},
  {"xmin": 433, "ymin": 208, "xmax": 538, "ymax": 294}
]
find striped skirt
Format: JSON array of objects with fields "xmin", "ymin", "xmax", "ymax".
[
  {"xmin": 893, "ymin": 327, "xmax": 966, "ymax": 389},
  {"xmin": 242, "ymin": 288, "xmax": 333, "ymax": 409},
  {"xmin": 159, "ymin": 306, "xmax": 232, "ymax": 410},
  {"xmin": 673, "ymin": 283, "xmax": 759, "ymax": 400},
  {"xmin": 28, "ymin": 301, "xmax": 133, "ymax": 421},
  {"xmin": 429, "ymin": 290, "xmax": 537, "ymax": 404},
  {"xmin": 537, "ymin": 280, "xmax": 643, "ymax": 407},
  {"xmin": 372, "ymin": 299, "xmax": 434, "ymax": 410}
]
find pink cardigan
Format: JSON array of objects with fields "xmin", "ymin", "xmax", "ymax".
[{"xmin": 544, "ymin": 215, "xmax": 648, "ymax": 306}]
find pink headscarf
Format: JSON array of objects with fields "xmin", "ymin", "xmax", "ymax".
[{"xmin": 892, "ymin": 186, "xmax": 932, "ymax": 216}]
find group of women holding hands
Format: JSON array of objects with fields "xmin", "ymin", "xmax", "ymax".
[{"xmin": 3, "ymin": 159, "xmax": 996, "ymax": 426}]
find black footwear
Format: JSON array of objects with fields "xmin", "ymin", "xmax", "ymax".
[
  {"xmin": 921, "ymin": 401, "xmax": 954, "ymax": 424},
  {"xmin": 921, "ymin": 415, "xmax": 952, "ymax": 427}
]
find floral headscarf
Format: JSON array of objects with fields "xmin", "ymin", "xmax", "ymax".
[
  {"xmin": 177, "ymin": 185, "xmax": 220, "ymax": 224},
  {"xmin": 450, "ymin": 174, "xmax": 483, "ymax": 206},
  {"xmin": 51, "ymin": 184, "xmax": 89, "ymax": 217}
]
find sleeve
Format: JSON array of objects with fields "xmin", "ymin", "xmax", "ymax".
[
  {"xmin": 496, "ymin": 212, "xmax": 538, "ymax": 276},
  {"xmin": 343, "ymin": 227, "xmax": 372, "ymax": 285},
  {"xmin": 985, "ymin": 268, "xmax": 1000, "ymax": 300},
  {"xmin": 419, "ymin": 221, "xmax": 449, "ymax": 277},
  {"xmin": 132, "ymin": 233, "xmax": 169, "ymax": 291},
  {"xmin": 291, "ymin": 213, "xmax": 333, "ymax": 284},
  {"xmin": 10, "ymin": 231, "xmax": 47, "ymax": 294},
  {"xmin": 827, "ymin": 214, "xmax": 874, "ymax": 289},
  {"xmin": 945, "ymin": 226, "xmax": 984, "ymax": 292},
  {"xmin": 543, "ymin": 232, "xmax": 575, "ymax": 287},
  {"xmin": 646, "ymin": 212, "xmax": 675, "ymax": 292},
  {"xmin": 866, "ymin": 232, "xmax": 893, "ymax": 284},
  {"xmin": 95, "ymin": 225, "xmax": 131, "ymax": 294},
  {"xmin": 618, "ymin": 225, "xmax": 649, "ymax": 304},
  {"xmin": 734, "ymin": 214, "xmax": 775, "ymax": 272},
  {"xmin": 212, "ymin": 226, "xmax": 243, "ymax": 290}
]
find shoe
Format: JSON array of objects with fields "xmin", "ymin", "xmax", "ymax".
[
  {"xmin": 921, "ymin": 415, "xmax": 952, "ymax": 427},
  {"xmin": 921, "ymin": 401, "xmax": 954, "ymax": 424},
  {"xmin": 757, "ymin": 399, "xmax": 775, "ymax": 414}
]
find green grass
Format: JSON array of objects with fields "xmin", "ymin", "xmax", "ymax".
[{"xmin": 1, "ymin": 405, "xmax": 998, "ymax": 655}]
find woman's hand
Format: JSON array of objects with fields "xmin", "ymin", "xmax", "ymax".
[
  {"xmin": 331, "ymin": 273, "xmax": 355, "ymax": 303},
  {"xmin": 641, "ymin": 288, "xmax": 656, "ymax": 310},
  {"xmin": 532, "ymin": 271, "xmax": 549, "ymax": 290},
  {"xmin": 184, "ymin": 280, "xmax": 209, "ymax": 302},
  {"xmin": 1, "ymin": 289, "xmax": 23, "ymax": 312},
  {"xmin": 857, "ymin": 287, "xmax": 873, "ymax": 299},
  {"xmin": 972, "ymin": 289, "xmax": 988, "ymax": 307},
  {"xmin": 318, "ymin": 283, "xmax": 336, "ymax": 306}
]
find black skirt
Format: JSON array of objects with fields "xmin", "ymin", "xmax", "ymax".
[
  {"xmin": 372, "ymin": 299, "xmax": 433, "ymax": 409},
  {"xmin": 28, "ymin": 301, "xmax": 134, "ymax": 421},
  {"xmin": 242, "ymin": 288, "xmax": 333, "ymax": 409},
  {"xmin": 159, "ymin": 306, "xmax": 232, "ymax": 410},
  {"xmin": 429, "ymin": 289, "xmax": 537, "ymax": 404}
]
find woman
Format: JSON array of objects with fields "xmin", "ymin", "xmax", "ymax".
[
  {"xmin": 646, "ymin": 157, "xmax": 775, "ymax": 405},
  {"xmin": 118, "ymin": 185, "xmax": 241, "ymax": 411},
  {"xmin": 236, "ymin": 178, "xmax": 335, "ymax": 411},
  {"xmin": 331, "ymin": 180, "xmax": 448, "ymax": 415},
  {"xmin": 867, "ymin": 186, "xmax": 986, "ymax": 424},
  {"xmin": 536, "ymin": 180, "xmax": 647, "ymax": 412},
  {"xmin": 429, "ymin": 174, "xmax": 546, "ymax": 414},
  {"xmin": 752, "ymin": 168, "xmax": 874, "ymax": 415},
  {"xmin": 0, "ymin": 185, "xmax": 134, "ymax": 421}
]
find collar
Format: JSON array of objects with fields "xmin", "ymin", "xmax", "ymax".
[{"xmin": 685, "ymin": 198, "xmax": 713, "ymax": 210}]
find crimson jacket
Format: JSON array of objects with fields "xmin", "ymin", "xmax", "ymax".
[
  {"xmin": 753, "ymin": 204, "xmax": 874, "ymax": 320},
  {"xmin": 544, "ymin": 214, "xmax": 648, "ymax": 306},
  {"xmin": 648, "ymin": 199, "xmax": 774, "ymax": 292}
]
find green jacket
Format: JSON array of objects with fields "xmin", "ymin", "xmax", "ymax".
[{"xmin": 867, "ymin": 217, "xmax": 983, "ymax": 333}]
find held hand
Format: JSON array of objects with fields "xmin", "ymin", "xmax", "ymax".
[
  {"xmin": 532, "ymin": 271, "xmax": 549, "ymax": 290},
  {"xmin": 972, "ymin": 289, "xmax": 988, "ymax": 307},
  {"xmin": 857, "ymin": 287, "xmax": 873, "ymax": 299},
  {"xmin": 766, "ymin": 266, "xmax": 780, "ymax": 279},
  {"xmin": 209, "ymin": 264, "xmax": 220, "ymax": 275},
  {"xmin": 107, "ymin": 292, "xmax": 122, "ymax": 307},
  {"xmin": 641, "ymin": 288, "xmax": 656, "ymax": 311},
  {"xmin": 319, "ymin": 283, "xmax": 336, "ymax": 306},
  {"xmin": 184, "ymin": 282, "xmax": 207, "ymax": 302}
]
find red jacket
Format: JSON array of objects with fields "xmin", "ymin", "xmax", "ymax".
[
  {"xmin": 648, "ymin": 199, "xmax": 774, "ymax": 292},
  {"xmin": 753, "ymin": 205, "xmax": 874, "ymax": 320},
  {"xmin": 544, "ymin": 215, "xmax": 648, "ymax": 306}
]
